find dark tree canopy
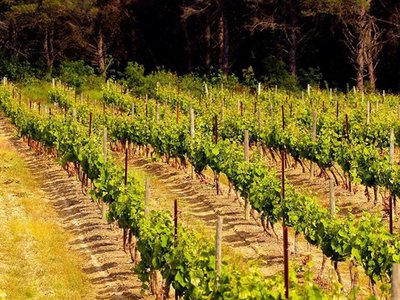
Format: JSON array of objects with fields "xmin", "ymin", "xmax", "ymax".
[{"xmin": 1, "ymin": 0, "xmax": 400, "ymax": 91}]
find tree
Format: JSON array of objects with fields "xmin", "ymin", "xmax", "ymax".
[
  {"xmin": 246, "ymin": 0, "xmax": 317, "ymax": 77},
  {"xmin": 8, "ymin": 1, "xmax": 78, "ymax": 76},
  {"xmin": 66, "ymin": 0, "xmax": 129, "ymax": 78},
  {"xmin": 305, "ymin": 0, "xmax": 382, "ymax": 91},
  {"xmin": 181, "ymin": 0, "xmax": 232, "ymax": 73}
]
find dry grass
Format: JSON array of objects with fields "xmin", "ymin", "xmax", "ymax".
[{"xmin": 0, "ymin": 136, "xmax": 94, "ymax": 299}]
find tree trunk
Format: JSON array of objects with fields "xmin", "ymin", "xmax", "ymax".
[
  {"xmin": 222, "ymin": 7, "xmax": 229, "ymax": 74},
  {"xmin": 288, "ymin": 0, "xmax": 297, "ymax": 76},
  {"xmin": 218, "ymin": 13, "xmax": 224, "ymax": 72},
  {"xmin": 365, "ymin": 19, "xmax": 377, "ymax": 90},
  {"xmin": 204, "ymin": 17, "xmax": 211, "ymax": 72},
  {"xmin": 217, "ymin": 0, "xmax": 229, "ymax": 74},
  {"xmin": 130, "ymin": 27, "xmax": 136, "ymax": 62},
  {"xmin": 356, "ymin": 5, "xmax": 367, "ymax": 92},
  {"xmin": 97, "ymin": 27, "xmax": 106, "ymax": 79},
  {"xmin": 182, "ymin": 19, "xmax": 193, "ymax": 72},
  {"xmin": 356, "ymin": 39, "xmax": 365, "ymax": 92},
  {"xmin": 43, "ymin": 26, "xmax": 54, "ymax": 77},
  {"xmin": 367, "ymin": 56, "xmax": 376, "ymax": 90},
  {"xmin": 9, "ymin": 19, "xmax": 18, "ymax": 56}
]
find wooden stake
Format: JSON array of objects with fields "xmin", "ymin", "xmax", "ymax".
[
  {"xmin": 390, "ymin": 128, "xmax": 395, "ymax": 165},
  {"xmin": 145, "ymin": 177, "xmax": 150, "ymax": 216},
  {"xmin": 336, "ymin": 98, "xmax": 339, "ymax": 120},
  {"xmin": 329, "ymin": 180, "xmax": 335, "ymax": 217},
  {"xmin": 244, "ymin": 129, "xmax": 250, "ymax": 220},
  {"xmin": 215, "ymin": 215, "xmax": 223, "ymax": 284},
  {"xmin": 281, "ymin": 105, "xmax": 289, "ymax": 299},
  {"xmin": 190, "ymin": 108, "xmax": 195, "ymax": 139},
  {"xmin": 214, "ymin": 115, "xmax": 218, "ymax": 144},
  {"xmin": 390, "ymin": 194, "xmax": 394, "ymax": 235},
  {"xmin": 345, "ymin": 114, "xmax": 349, "ymax": 140},
  {"xmin": 145, "ymin": 95, "xmax": 148, "ymax": 118},
  {"xmin": 310, "ymin": 111, "xmax": 317, "ymax": 178},
  {"xmin": 176, "ymin": 102, "xmax": 179, "ymax": 123},
  {"xmin": 390, "ymin": 128, "xmax": 394, "ymax": 234},
  {"xmin": 88, "ymin": 112, "xmax": 92, "ymax": 137},
  {"xmin": 244, "ymin": 130, "xmax": 249, "ymax": 162},
  {"xmin": 124, "ymin": 146, "xmax": 128, "ymax": 186},
  {"xmin": 103, "ymin": 128, "xmax": 108, "ymax": 163}
]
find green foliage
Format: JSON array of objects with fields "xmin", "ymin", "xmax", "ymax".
[
  {"xmin": 4, "ymin": 76, "xmax": 400, "ymax": 298},
  {"xmin": 0, "ymin": 55, "xmax": 35, "ymax": 83},
  {"xmin": 298, "ymin": 67, "xmax": 322, "ymax": 88},
  {"xmin": 179, "ymin": 74, "xmax": 204, "ymax": 96},
  {"xmin": 123, "ymin": 63, "xmax": 180, "ymax": 97},
  {"xmin": 259, "ymin": 55, "xmax": 299, "ymax": 90},
  {"xmin": 58, "ymin": 60, "xmax": 95, "ymax": 93},
  {"xmin": 242, "ymin": 66, "xmax": 257, "ymax": 88},
  {"xmin": 102, "ymin": 87, "xmax": 131, "ymax": 110},
  {"xmin": 48, "ymin": 88, "xmax": 70, "ymax": 108},
  {"xmin": 123, "ymin": 62, "xmax": 146, "ymax": 95},
  {"xmin": 207, "ymin": 69, "xmax": 239, "ymax": 90}
]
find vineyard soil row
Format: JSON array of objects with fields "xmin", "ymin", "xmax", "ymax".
[
  {"xmin": 122, "ymin": 152, "xmax": 372, "ymax": 296},
  {"xmin": 0, "ymin": 114, "xmax": 150, "ymax": 300}
]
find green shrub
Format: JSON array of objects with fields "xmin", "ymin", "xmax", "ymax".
[
  {"xmin": 123, "ymin": 62, "xmax": 145, "ymax": 94},
  {"xmin": 298, "ymin": 67, "xmax": 322, "ymax": 88},
  {"xmin": 259, "ymin": 55, "xmax": 299, "ymax": 91},
  {"xmin": 58, "ymin": 60, "xmax": 94, "ymax": 93},
  {"xmin": 0, "ymin": 56, "xmax": 35, "ymax": 83}
]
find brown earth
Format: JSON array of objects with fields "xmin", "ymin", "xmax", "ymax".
[{"xmin": 0, "ymin": 114, "xmax": 152, "ymax": 300}]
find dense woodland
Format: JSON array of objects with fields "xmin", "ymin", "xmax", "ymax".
[{"xmin": 1, "ymin": 0, "xmax": 400, "ymax": 91}]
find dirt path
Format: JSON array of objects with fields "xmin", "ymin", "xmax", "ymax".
[{"xmin": 0, "ymin": 115, "xmax": 151, "ymax": 300}]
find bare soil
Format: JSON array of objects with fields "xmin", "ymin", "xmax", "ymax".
[
  {"xmin": 0, "ymin": 114, "xmax": 152, "ymax": 300},
  {"xmin": 124, "ymin": 153, "xmax": 373, "ymax": 297}
]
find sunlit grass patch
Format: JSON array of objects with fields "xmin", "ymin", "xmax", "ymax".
[{"xmin": 0, "ymin": 136, "xmax": 93, "ymax": 299}]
